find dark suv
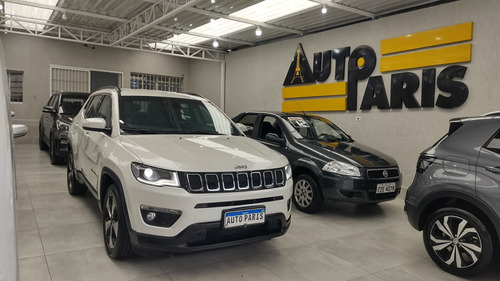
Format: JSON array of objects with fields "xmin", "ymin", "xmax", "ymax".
[
  {"xmin": 405, "ymin": 115, "xmax": 500, "ymax": 277},
  {"xmin": 233, "ymin": 111, "xmax": 401, "ymax": 213},
  {"xmin": 39, "ymin": 91, "xmax": 89, "ymax": 164}
]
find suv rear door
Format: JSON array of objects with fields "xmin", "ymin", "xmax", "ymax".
[{"xmin": 475, "ymin": 129, "xmax": 500, "ymax": 218}]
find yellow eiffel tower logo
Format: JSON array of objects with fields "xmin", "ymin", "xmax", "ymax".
[{"xmin": 291, "ymin": 49, "xmax": 304, "ymax": 83}]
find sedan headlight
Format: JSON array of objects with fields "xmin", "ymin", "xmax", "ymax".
[
  {"xmin": 322, "ymin": 160, "xmax": 360, "ymax": 177},
  {"xmin": 131, "ymin": 162, "xmax": 180, "ymax": 187},
  {"xmin": 285, "ymin": 164, "xmax": 292, "ymax": 180},
  {"xmin": 56, "ymin": 120, "xmax": 70, "ymax": 131}
]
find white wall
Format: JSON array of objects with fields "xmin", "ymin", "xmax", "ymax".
[
  {"xmin": 225, "ymin": 0, "xmax": 500, "ymax": 187},
  {"xmin": 1, "ymin": 33, "xmax": 223, "ymax": 124}
]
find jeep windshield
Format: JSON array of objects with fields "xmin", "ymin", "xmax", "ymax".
[
  {"xmin": 284, "ymin": 115, "xmax": 352, "ymax": 141},
  {"xmin": 119, "ymin": 96, "xmax": 239, "ymax": 135}
]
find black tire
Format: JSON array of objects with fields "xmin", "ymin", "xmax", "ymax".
[
  {"xmin": 423, "ymin": 207, "xmax": 494, "ymax": 277},
  {"xmin": 67, "ymin": 151, "xmax": 87, "ymax": 195},
  {"xmin": 50, "ymin": 135, "xmax": 63, "ymax": 165},
  {"xmin": 103, "ymin": 184, "xmax": 135, "ymax": 259},
  {"xmin": 39, "ymin": 126, "xmax": 48, "ymax": 150},
  {"xmin": 292, "ymin": 174, "xmax": 323, "ymax": 213}
]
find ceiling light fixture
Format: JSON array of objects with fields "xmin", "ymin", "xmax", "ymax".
[
  {"xmin": 212, "ymin": 39, "xmax": 219, "ymax": 47},
  {"xmin": 255, "ymin": 26, "xmax": 262, "ymax": 36},
  {"xmin": 211, "ymin": 0, "xmax": 215, "ymax": 3},
  {"xmin": 321, "ymin": 5, "xmax": 327, "ymax": 14},
  {"xmin": 62, "ymin": 12, "xmax": 67, "ymax": 20}
]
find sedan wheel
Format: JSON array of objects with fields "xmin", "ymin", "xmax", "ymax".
[
  {"xmin": 423, "ymin": 207, "xmax": 494, "ymax": 277},
  {"xmin": 293, "ymin": 174, "xmax": 323, "ymax": 213},
  {"xmin": 103, "ymin": 184, "xmax": 134, "ymax": 259}
]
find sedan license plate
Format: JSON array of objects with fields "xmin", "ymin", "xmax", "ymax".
[
  {"xmin": 376, "ymin": 182, "xmax": 396, "ymax": 194},
  {"xmin": 223, "ymin": 208, "xmax": 265, "ymax": 228}
]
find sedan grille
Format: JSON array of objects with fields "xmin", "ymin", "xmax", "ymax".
[
  {"xmin": 179, "ymin": 168, "xmax": 286, "ymax": 193},
  {"xmin": 366, "ymin": 168, "xmax": 399, "ymax": 179}
]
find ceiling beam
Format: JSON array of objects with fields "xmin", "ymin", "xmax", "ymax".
[
  {"xmin": 110, "ymin": 0, "xmax": 204, "ymax": 46},
  {"xmin": 184, "ymin": 7, "xmax": 304, "ymax": 36},
  {"xmin": 152, "ymin": 25, "xmax": 255, "ymax": 46},
  {"xmin": 4, "ymin": 0, "xmax": 127, "ymax": 22},
  {"xmin": 311, "ymin": 0, "xmax": 376, "ymax": 18}
]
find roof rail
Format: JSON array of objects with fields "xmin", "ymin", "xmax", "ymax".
[
  {"xmin": 181, "ymin": 92, "xmax": 204, "ymax": 98},
  {"xmin": 96, "ymin": 86, "xmax": 121, "ymax": 92}
]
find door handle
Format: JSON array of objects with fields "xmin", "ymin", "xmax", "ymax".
[{"xmin": 486, "ymin": 166, "xmax": 500, "ymax": 173}]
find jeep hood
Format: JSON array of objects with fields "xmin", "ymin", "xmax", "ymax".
[
  {"xmin": 298, "ymin": 139, "xmax": 398, "ymax": 167},
  {"xmin": 120, "ymin": 135, "xmax": 287, "ymax": 172}
]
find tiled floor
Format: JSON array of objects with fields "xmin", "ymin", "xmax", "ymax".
[{"xmin": 13, "ymin": 140, "xmax": 500, "ymax": 281}]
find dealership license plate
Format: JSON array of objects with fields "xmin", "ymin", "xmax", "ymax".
[
  {"xmin": 223, "ymin": 208, "xmax": 265, "ymax": 228},
  {"xmin": 376, "ymin": 182, "xmax": 396, "ymax": 194}
]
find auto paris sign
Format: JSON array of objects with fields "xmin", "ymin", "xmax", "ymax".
[{"xmin": 282, "ymin": 22, "xmax": 472, "ymax": 112}]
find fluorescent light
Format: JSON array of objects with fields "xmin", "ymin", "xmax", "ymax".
[{"xmin": 5, "ymin": 0, "xmax": 59, "ymax": 31}]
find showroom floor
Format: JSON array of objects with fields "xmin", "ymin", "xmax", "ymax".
[{"xmin": 13, "ymin": 139, "xmax": 500, "ymax": 281}]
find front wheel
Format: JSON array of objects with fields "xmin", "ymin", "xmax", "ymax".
[
  {"xmin": 103, "ymin": 184, "xmax": 135, "ymax": 259},
  {"xmin": 67, "ymin": 151, "xmax": 87, "ymax": 195},
  {"xmin": 50, "ymin": 135, "xmax": 63, "ymax": 165},
  {"xmin": 39, "ymin": 125, "xmax": 48, "ymax": 150},
  {"xmin": 293, "ymin": 174, "xmax": 323, "ymax": 214},
  {"xmin": 423, "ymin": 207, "xmax": 494, "ymax": 277}
]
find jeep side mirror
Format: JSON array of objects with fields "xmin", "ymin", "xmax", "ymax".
[
  {"xmin": 82, "ymin": 117, "xmax": 111, "ymax": 133},
  {"xmin": 265, "ymin": 133, "xmax": 285, "ymax": 145}
]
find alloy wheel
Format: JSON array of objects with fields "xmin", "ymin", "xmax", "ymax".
[
  {"xmin": 428, "ymin": 214, "xmax": 482, "ymax": 269},
  {"xmin": 294, "ymin": 179, "xmax": 313, "ymax": 208},
  {"xmin": 104, "ymin": 193, "xmax": 119, "ymax": 250}
]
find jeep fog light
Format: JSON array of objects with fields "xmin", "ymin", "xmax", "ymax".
[
  {"xmin": 131, "ymin": 162, "xmax": 180, "ymax": 187},
  {"xmin": 140, "ymin": 205, "xmax": 181, "ymax": 227},
  {"xmin": 285, "ymin": 164, "xmax": 292, "ymax": 180},
  {"xmin": 322, "ymin": 160, "xmax": 360, "ymax": 177}
]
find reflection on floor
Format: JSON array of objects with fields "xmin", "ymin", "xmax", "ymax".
[{"xmin": 14, "ymin": 140, "xmax": 500, "ymax": 281}]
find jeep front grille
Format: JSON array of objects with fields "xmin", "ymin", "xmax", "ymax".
[
  {"xmin": 366, "ymin": 168, "xmax": 399, "ymax": 179},
  {"xmin": 179, "ymin": 168, "xmax": 286, "ymax": 193}
]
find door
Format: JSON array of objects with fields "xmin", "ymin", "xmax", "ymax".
[
  {"xmin": 475, "ymin": 129, "xmax": 500, "ymax": 221},
  {"xmin": 90, "ymin": 71, "xmax": 120, "ymax": 92}
]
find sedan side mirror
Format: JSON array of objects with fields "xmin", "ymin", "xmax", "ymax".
[
  {"xmin": 42, "ymin": 106, "xmax": 56, "ymax": 114},
  {"xmin": 265, "ymin": 133, "xmax": 285, "ymax": 145},
  {"xmin": 12, "ymin": 124, "xmax": 28, "ymax": 138}
]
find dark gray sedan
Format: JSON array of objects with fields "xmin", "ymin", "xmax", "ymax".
[{"xmin": 233, "ymin": 111, "xmax": 401, "ymax": 213}]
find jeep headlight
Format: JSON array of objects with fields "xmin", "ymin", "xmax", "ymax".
[
  {"xmin": 131, "ymin": 162, "xmax": 179, "ymax": 187},
  {"xmin": 56, "ymin": 120, "xmax": 70, "ymax": 131},
  {"xmin": 322, "ymin": 160, "xmax": 360, "ymax": 177},
  {"xmin": 285, "ymin": 164, "xmax": 292, "ymax": 180}
]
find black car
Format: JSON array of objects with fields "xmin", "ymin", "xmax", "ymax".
[
  {"xmin": 405, "ymin": 115, "xmax": 500, "ymax": 277},
  {"xmin": 39, "ymin": 91, "xmax": 89, "ymax": 164},
  {"xmin": 233, "ymin": 111, "xmax": 401, "ymax": 213}
]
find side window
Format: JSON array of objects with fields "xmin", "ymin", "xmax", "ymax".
[
  {"xmin": 237, "ymin": 114, "xmax": 257, "ymax": 136},
  {"xmin": 485, "ymin": 130, "xmax": 500, "ymax": 155},
  {"xmin": 84, "ymin": 95, "xmax": 103, "ymax": 119},
  {"xmin": 259, "ymin": 116, "xmax": 283, "ymax": 140},
  {"xmin": 47, "ymin": 94, "xmax": 58, "ymax": 108},
  {"xmin": 96, "ymin": 96, "xmax": 112, "ymax": 128}
]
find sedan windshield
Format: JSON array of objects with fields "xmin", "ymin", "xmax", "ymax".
[
  {"xmin": 284, "ymin": 115, "xmax": 352, "ymax": 141},
  {"xmin": 119, "ymin": 96, "xmax": 239, "ymax": 135}
]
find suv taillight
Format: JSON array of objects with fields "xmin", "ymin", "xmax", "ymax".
[{"xmin": 416, "ymin": 155, "xmax": 436, "ymax": 174}]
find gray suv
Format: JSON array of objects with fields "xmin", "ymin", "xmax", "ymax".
[{"xmin": 405, "ymin": 115, "xmax": 500, "ymax": 277}]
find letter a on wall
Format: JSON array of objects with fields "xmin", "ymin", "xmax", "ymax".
[{"xmin": 283, "ymin": 43, "xmax": 315, "ymax": 86}]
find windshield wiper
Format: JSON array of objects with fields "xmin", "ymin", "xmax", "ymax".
[{"xmin": 181, "ymin": 130, "xmax": 224, "ymax": 135}]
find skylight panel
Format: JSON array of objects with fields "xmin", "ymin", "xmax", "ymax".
[
  {"xmin": 167, "ymin": 0, "xmax": 319, "ymax": 47},
  {"xmin": 5, "ymin": 0, "xmax": 58, "ymax": 31},
  {"xmin": 232, "ymin": 0, "xmax": 319, "ymax": 22}
]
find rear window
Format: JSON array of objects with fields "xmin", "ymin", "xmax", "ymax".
[{"xmin": 485, "ymin": 130, "xmax": 500, "ymax": 155}]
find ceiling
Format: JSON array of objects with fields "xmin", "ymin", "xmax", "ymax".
[{"xmin": 0, "ymin": 0, "xmax": 452, "ymax": 61}]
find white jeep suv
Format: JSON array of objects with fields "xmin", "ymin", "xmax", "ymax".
[{"xmin": 67, "ymin": 87, "xmax": 292, "ymax": 258}]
